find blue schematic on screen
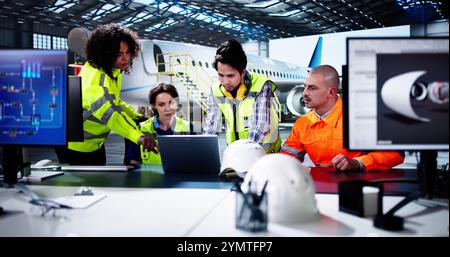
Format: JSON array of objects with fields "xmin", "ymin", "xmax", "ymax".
[{"xmin": 0, "ymin": 50, "xmax": 68, "ymax": 146}]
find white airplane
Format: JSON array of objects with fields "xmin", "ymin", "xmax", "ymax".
[{"xmin": 67, "ymin": 28, "xmax": 322, "ymax": 118}]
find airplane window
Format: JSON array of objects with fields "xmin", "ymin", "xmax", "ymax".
[
  {"xmin": 177, "ymin": 58, "xmax": 181, "ymax": 64},
  {"xmin": 269, "ymin": 71, "xmax": 272, "ymax": 76},
  {"xmin": 192, "ymin": 60, "xmax": 196, "ymax": 66},
  {"xmin": 199, "ymin": 61, "xmax": 203, "ymax": 67},
  {"xmin": 265, "ymin": 70, "xmax": 268, "ymax": 76},
  {"xmin": 205, "ymin": 62, "xmax": 209, "ymax": 68}
]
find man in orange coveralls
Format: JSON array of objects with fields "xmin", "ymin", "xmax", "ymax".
[{"xmin": 280, "ymin": 65, "xmax": 404, "ymax": 171}]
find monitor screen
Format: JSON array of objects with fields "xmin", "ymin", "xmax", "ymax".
[
  {"xmin": 345, "ymin": 37, "xmax": 449, "ymax": 150},
  {"xmin": 0, "ymin": 49, "xmax": 68, "ymax": 146}
]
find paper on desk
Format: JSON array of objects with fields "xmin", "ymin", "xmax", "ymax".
[{"xmin": 52, "ymin": 194, "xmax": 107, "ymax": 209}]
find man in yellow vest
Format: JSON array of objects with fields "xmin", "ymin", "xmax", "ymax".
[
  {"xmin": 203, "ymin": 39, "xmax": 281, "ymax": 153},
  {"xmin": 55, "ymin": 24, "xmax": 155, "ymax": 165}
]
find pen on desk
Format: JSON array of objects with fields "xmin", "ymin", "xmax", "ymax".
[{"xmin": 256, "ymin": 181, "xmax": 268, "ymax": 206}]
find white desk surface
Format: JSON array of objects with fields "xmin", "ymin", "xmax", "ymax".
[
  {"xmin": 188, "ymin": 192, "xmax": 449, "ymax": 237},
  {"xmin": 0, "ymin": 185, "xmax": 231, "ymax": 237},
  {"xmin": 1, "ymin": 186, "xmax": 448, "ymax": 237}
]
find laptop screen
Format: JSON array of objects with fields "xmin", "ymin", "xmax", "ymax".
[{"xmin": 157, "ymin": 135, "xmax": 221, "ymax": 174}]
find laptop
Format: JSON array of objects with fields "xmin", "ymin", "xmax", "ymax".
[{"xmin": 157, "ymin": 135, "xmax": 221, "ymax": 174}]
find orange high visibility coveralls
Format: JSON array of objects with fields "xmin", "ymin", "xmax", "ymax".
[{"xmin": 280, "ymin": 97, "xmax": 404, "ymax": 171}]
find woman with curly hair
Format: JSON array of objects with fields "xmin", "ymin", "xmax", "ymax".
[{"xmin": 56, "ymin": 23, "xmax": 155, "ymax": 165}]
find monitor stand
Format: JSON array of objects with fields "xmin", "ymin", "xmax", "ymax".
[
  {"xmin": 374, "ymin": 150, "xmax": 448, "ymax": 231},
  {"xmin": 1, "ymin": 145, "xmax": 63, "ymax": 185},
  {"xmin": 1, "ymin": 145, "xmax": 21, "ymax": 186}
]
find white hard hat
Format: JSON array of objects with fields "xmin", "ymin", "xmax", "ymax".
[
  {"xmin": 219, "ymin": 139, "xmax": 265, "ymax": 178},
  {"xmin": 242, "ymin": 153, "xmax": 319, "ymax": 223}
]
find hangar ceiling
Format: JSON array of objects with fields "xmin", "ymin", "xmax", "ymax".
[{"xmin": 0, "ymin": 0, "xmax": 448, "ymax": 46}]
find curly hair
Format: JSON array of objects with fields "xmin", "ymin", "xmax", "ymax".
[{"xmin": 85, "ymin": 23, "xmax": 140, "ymax": 79}]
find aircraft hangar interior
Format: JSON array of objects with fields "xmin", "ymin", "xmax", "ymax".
[{"xmin": 0, "ymin": 0, "xmax": 449, "ymax": 242}]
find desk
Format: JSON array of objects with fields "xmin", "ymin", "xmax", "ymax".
[
  {"xmin": 32, "ymin": 164, "xmax": 237, "ymax": 189},
  {"xmin": 188, "ymin": 192, "xmax": 449, "ymax": 237},
  {"xmin": 0, "ymin": 185, "xmax": 231, "ymax": 236},
  {"xmin": 309, "ymin": 167, "xmax": 420, "ymax": 195},
  {"xmin": 1, "ymin": 167, "xmax": 446, "ymax": 237},
  {"xmin": 1, "ymin": 185, "xmax": 447, "ymax": 237},
  {"xmin": 28, "ymin": 166, "xmax": 419, "ymax": 195}
]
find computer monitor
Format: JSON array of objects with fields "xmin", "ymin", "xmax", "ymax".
[
  {"xmin": 345, "ymin": 37, "xmax": 448, "ymax": 151},
  {"xmin": 67, "ymin": 76, "xmax": 83, "ymax": 142},
  {"xmin": 344, "ymin": 37, "xmax": 449, "ymax": 198},
  {"xmin": 0, "ymin": 49, "xmax": 68, "ymax": 145},
  {"xmin": 0, "ymin": 49, "xmax": 69, "ymax": 185}
]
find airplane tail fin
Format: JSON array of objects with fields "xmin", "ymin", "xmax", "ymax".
[{"xmin": 308, "ymin": 36, "xmax": 323, "ymax": 68}]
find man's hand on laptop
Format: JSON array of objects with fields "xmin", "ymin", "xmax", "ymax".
[{"xmin": 138, "ymin": 136, "xmax": 159, "ymax": 154}]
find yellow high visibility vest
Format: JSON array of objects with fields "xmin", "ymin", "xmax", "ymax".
[
  {"xmin": 139, "ymin": 116, "xmax": 191, "ymax": 164},
  {"xmin": 68, "ymin": 62, "xmax": 143, "ymax": 152},
  {"xmin": 212, "ymin": 72, "xmax": 281, "ymax": 153}
]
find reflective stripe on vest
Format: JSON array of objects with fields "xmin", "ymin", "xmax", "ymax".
[
  {"xmin": 139, "ymin": 117, "xmax": 191, "ymax": 164},
  {"xmin": 212, "ymin": 72, "xmax": 281, "ymax": 153}
]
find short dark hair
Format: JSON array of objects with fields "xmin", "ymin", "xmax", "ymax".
[
  {"xmin": 149, "ymin": 83, "xmax": 179, "ymax": 115},
  {"xmin": 85, "ymin": 23, "xmax": 140, "ymax": 79},
  {"xmin": 213, "ymin": 39, "xmax": 247, "ymax": 72}
]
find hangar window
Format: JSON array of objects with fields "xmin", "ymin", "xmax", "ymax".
[
  {"xmin": 52, "ymin": 36, "xmax": 68, "ymax": 50},
  {"xmin": 33, "ymin": 33, "xmax": 51, "ymax": 49}
]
